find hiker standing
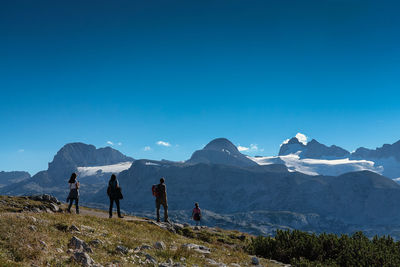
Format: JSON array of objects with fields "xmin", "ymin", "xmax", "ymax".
[
  {"xmin": 67, "ymin": 173, "xmax": 79, "ymax": 214},
  {"xmin": 192, "ymin": 202, "xmax": 202, "ymax": 226},
  {"xmin": 107, "ymin": 174, "xmax": 124, "ymax": 218},
  {"xmin": 154, "ymin": 177, "xmax": 168, "ymax": 222}
]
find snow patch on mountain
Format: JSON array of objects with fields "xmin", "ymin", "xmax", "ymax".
[
  {"xmin": 249, "ymin": 154, "xmax": 382, "ymax": 176},
  {"xmin": 77, "ymin": 161, "xmax": 133, "ymax": 177}
]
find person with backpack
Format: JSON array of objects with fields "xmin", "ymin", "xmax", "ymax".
[
  {"xmin": 192, "ymin": 202, "xmax": 202, "ymax": 226},
  {"xmin": 107, "ymin": 174, "xmax": 124, "ymax": 218},
  {"xmin": 153, "ymin": 177, "xmax": 168, "ymax": 222},
  {"xmin": 66, "ymin": 173, "xmax": 80, "ymax": 214}
]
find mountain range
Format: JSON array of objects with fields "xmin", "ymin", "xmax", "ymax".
[{"xmin": 3, "ymin": 136, "xmax": 400, "ymax": 237}]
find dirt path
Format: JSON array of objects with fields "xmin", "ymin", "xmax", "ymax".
[{"xmin": 60, "ymin": 204, "xmax": 150, "ymax": 222}]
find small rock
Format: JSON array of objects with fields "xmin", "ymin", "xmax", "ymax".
[
  {"xmin": 49, "ymin": 203, "xmax": 60, "ymax": 212},
  {"xmin": 154, "ymin": 241, "xmax": 166, "ymax": 250},
  {"xmin": 89, "ymin": 239, "xmax": 103, "ymax": 247},
  {"xmin": 116, "ymin": 245, "xmax": 129, "ymax": 254},
  {"xmin": 251, "ymin": 256, "xmax": 259, "ymax": 265},
  {"xmin": 39, "ymin": 240, "xmax": 47, "ymax": 248},
  {"xmin": 30, "ymin": 216, "xmax": 37, "ymax": 223},
  {"xmin": 230, "ymin": 264, "xmax": 241, "ymax": 267},
  {"xmin": 182, "ymin": 243, "xmax": 211, "ymax": 254},
  {"xmin": 145, "ymin": 253, "xmax": 157, "ymax": 264},
  {"xmin": 81, "ymin": 225, "xmax": 95, "ymax": 233},
  {"xmin": 29, "ymin": 225, "xmax": 37, "ymax": 231},
  {"xmin": 56, "ymin": 248, "xmax": 63, "ymax": 253},
  {"xmin": 68, "ymin": 236, "xmax": 92, "ymax": 253},
  {"xmin": 139, "ymin": 244, "xmax": 153, "ymax": 250},
  {"xmin": 71, "ymin": 251, "xmax": 94, "ymax": 267},
  {"xmin": 173, "ymin": 223, "xmax": 184, "ymax": 231},
  {"xmin": 69, "ymin": 224, "xmax": 80, "ymax": 232}
]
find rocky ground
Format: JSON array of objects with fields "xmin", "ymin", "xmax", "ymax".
[{"xmin": 0, "ymin": 195, "xmax": 290, "ymax": 267}]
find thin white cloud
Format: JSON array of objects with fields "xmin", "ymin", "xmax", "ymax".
[
  {"xmin": 18, "ymin": 149, "xmax": 24, "ymax": 153},
  {"xmin": 237, "ymin": 144, "xmax": 262, "ymax": 153},
  {"xmin": 156, "ymin": 141, "xmax": 171, "ymax": 147},
  {"xmin": 250, "ymin": 144, "xmax": 258, "ymax": 150},
  {"xmin": 237, "ymin": 145, "xmax": 249, "ymax": 152},
  {"xmin": 144, "ymin": 146, "xmax": 151, "ymax": 151},
  {"xmin": 106, "ymin": 141, "xmax": 122, "ymax": 146}
]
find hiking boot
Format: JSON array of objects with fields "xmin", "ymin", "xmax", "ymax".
[
  {"xmin": 109, "ymin": 215, "xmax": 112, "ymax": 218},
  {"xmin": 118, "ymin": 215, "xmax": 124, "ymax": 218},
  {"xmin": 66, "ymin": 209, "xmax": 71, "ymax": 213}
]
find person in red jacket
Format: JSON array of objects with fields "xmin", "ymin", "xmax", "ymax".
[{"xmin": 192, "ymin": 202, "xmax": 202, "ymax": 226}]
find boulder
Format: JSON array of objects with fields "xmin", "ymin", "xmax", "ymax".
[
  {"xmin": 182, "ymin": 243, "xmax": 211, "ymax": 254},
  {"xmin": 145, "ymin": 253, "xmax": 157, "ymax": 264},
  {"xmin": 116, "ymin": 245, "xmax": 129, "ymax": 254},
  {"xmin": 68, "ymin": 236, "xmax": 92, "ymax": 253},
  {"xmin": 251, "ymin": 256, "xmax": 259, "ymax": 265},
  {"xmin": 154, "ymin": 241, "xmax": 166, "ymax": 250},
  {"xmin": 69, "ymin": 224, "xmax": 80, "ymax": 232},
  {"xmin": 71, "ymin": 251, "xmax": 95, "ymax": 267}
]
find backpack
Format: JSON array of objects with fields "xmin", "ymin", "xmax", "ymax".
[
  {"xmin": 152, "ymin": 185, "xmax": 159, "ymax": 197},
  {"xmin": 193, "ymin": 208, "xmax": 201, "ymax": 221}
]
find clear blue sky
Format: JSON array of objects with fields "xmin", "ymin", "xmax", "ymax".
[{"xmin": 1, "ymin": 0, "xmax": 400, "ymax": 175}]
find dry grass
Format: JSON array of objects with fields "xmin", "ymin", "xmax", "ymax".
[{"xmin": 0, "ymin": 198, "xmax": 283, "ymax": 266}]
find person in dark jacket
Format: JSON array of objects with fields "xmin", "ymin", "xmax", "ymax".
[
  {"xmin": 156, "ymin": 177, "xmax": 168, "ymax": 222},
  {"xmin": 108, "ymin": 174, "xmax": 123, "ymax": 218},
  {"xmin": 67, "ymin": 173, "xmax": 80, "ymax": 214}
]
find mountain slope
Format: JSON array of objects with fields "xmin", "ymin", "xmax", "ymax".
[
  {"xmin": 187, "ymin": 138, "xmax": 258, "ymax": 167},
  {"xmin": 0, "ymin": 171, "xmax": 30, "ymax": 188},
  {"xmin": 90, "ymin": 159, "xmax": 400, "ymax": 230},
  {"xmin": 0, "ymin": 143, "xmax": 133, "ymax": 198},
  {"xmin": 0, "ymin": 196, "xmax": 276, "ymax": 267}
]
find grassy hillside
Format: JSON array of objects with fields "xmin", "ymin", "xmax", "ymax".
[{"xmin": 0, "ymin": 196, "xmax": 282, "ymax": 267}]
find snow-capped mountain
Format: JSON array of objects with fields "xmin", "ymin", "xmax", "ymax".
[
  {"xmin": 0, "ymin": 143, "xmax": 133, "ymax": 197},
  {"xmin": 251, "ymin": 154, "xmax": 381, "ymax": 176},
  {"xmin": 279, "ymin": 137, "xmax": 350, "ymax": 159},
  {"xmin": 259, "ymin": 134, "xmax": 400, "ymax": 179}
]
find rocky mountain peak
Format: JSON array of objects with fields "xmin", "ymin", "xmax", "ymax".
[
  {"xmin": 203, "ymin": 138, "xmax": 240, "ymax": 153},
  {"xmin": 187, "ymin": 138, "xmax": 257, "ymax": 167},
  {"xmin": 279, "ymin": 136, "xmax": 350, "ymax": 159},
  {"xmin": 48, "ymin": 142, "xmax": 133, "ymax": 173}
]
